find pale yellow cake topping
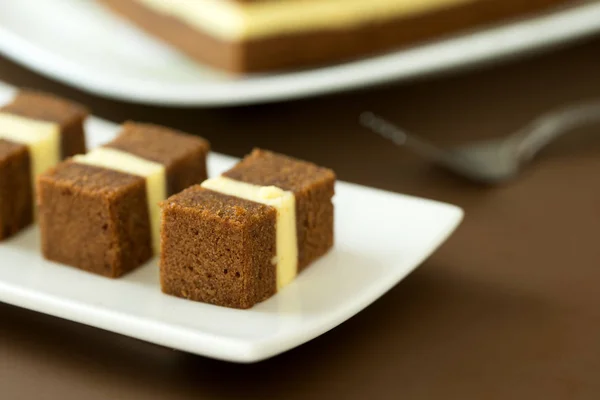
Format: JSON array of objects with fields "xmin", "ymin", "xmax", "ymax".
[
  {"xmin": 135, "ymin": 0, "xmax": 474, "ymax": 40},
  {"xmin": 0, "ymin": 112, "xmax": 61, "ymax": 217},
  {"xmin": 73, "ymin": 147, "xmax": 166, "ymax": 255},
  {"xmin": 201, "ymin": 176, "xmax": 298, "ymax": 290}
]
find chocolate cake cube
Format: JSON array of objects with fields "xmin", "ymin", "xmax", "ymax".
[
  {"xmin": 0, "ymin": 140, "xmax": 32, "ymax": 239},
  {"xmin": 160, "ymin": 149, "xmax": 335, "ymax": 309},
  {"xmin": 105, "ymin": 121, "xmax": 210, "ymax": 195},
  {"xmin": 223, "ymin": 149, "xmax": 336, "ymax": 271},
  {"xmin": 38, "ymin": 122, "xmax": 210, "ymax": 277},
  {"xmin": 160, "ymin": 188, "xmax": 277, "ymax": 309},
  {"xmin": 0, "ymin": 91, "xmax": 88, "ymax": 240},
  {"xmin": 1, "ymin": 90, "xmax": 88, "ymax": 159},
  {"xmin": 38, "ymin": 162, "xmax": 152, "ymax": 277}
]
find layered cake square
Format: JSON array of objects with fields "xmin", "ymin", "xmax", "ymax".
[
  {"xmin": 37, "ymin": 122, "xmax": 210, "ymax": 277},
  {"xmin": 0, "ymin": 90, "xmax": 88, "ymax": 240},
  {"xmin": 160, "ymin": 149, "xmax": 335, "ymax": 309},
  {"xmin": 98, "ymin": 0, "xmax": 571, "ymax": 73}
]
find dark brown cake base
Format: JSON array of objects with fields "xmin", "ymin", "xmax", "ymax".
[
  {"xmin": 98, "ymin": 0, "xmax": 573, "ymax": 73},
  {"xmin": 0, "ymin": 90, "xmax": 88, "ymax": 241},
  {"xmin": 105, "ymin": 122, "xmax": 210, "ymax": 195},
  {"xmin": 224, "ymin": 149, "xmax": 335, "ymax": 271},
  {"xmin": 161, "ymin": 188, "xmax": 277, "ymax": 309},
  {"xmin": 37, "ymin": 122, "xmax": 210, "ymax": 277},
  {"xmin": 0, "ymin": 139, "xmax": 32, "ymax": 240},
  {"xmin": 38, "ymin": 162, "xmax": 152, "ymax": 278},
  {"xmin": 2, "ymin": 90, "xmax": 88, "ymax": 159},
  {"xmin": 160, "ymin": 149, "xmax": 335, "ymax": 309}
]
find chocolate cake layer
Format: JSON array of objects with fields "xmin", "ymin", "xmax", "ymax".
[
  {"xmin": 38, "ymin": 121, "xmax": 210, "ymax": 276},
  {"xmin": 224, "ymin": 149, "xmax": 335, "ymax": 271},
  {"xmin": 99, "ymin": 0, "xmax": 241, "ymax": 73},
  {"xmin": 0, "ymin": 90, "xmax": 88, "ymax": 241},
  {"xmin": 1, "ymin": 90, "xmax": 88, "ymax": 158},
  {"xmin": 105, "ymin": 121, "xmax": 210, "ymax": 195},
  {"xmin": 160, "ymin": 148, "xmax": 334, "ymax": 308},
  {"xmin": 161, "ymin": 187, "xmax": 277, "ymax": 309},
  {"xmin": 38, "ymin": 162, "xmax": 151, "ymax": 277},
  {"xmin": 98, "ymin": 0, "xmax": 572, "ymax": 73},
  {"xmin": 0, "ymin": 139, "xmax": 32, "ymax": 240}
]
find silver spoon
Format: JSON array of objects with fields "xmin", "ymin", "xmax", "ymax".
[{"xmin": 360, "ymin": 101, "xmax": 600, "ymax": 184}]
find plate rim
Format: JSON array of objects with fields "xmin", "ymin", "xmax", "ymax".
[{"xmin": 1, "ymin": 1, "xmax": 599, "ymax": 106}]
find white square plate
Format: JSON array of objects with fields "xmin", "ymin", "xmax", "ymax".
[
  {"xmin": 0, "ymin": 0, "xmax": 599, "ymax": 106},
  {"xmin": 0, "ymin": 83, "xmax": 463, "ymax": 362}
]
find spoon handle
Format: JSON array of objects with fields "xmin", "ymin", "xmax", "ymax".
[
  {"xmin": 359, "ymin": 112, "xmax": 449, "ymax": 162},
  {"xmin": 512, "ymin": 100, "xmax": 600, "ymax": 161}
]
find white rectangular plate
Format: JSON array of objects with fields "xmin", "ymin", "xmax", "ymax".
[
  {"xmin": 0, "ymin": 83, "xmax": 463, "ymax": 362},
  {"xmin": 0, "ymin": 0, "xmax": 599, "ymax": 106}
]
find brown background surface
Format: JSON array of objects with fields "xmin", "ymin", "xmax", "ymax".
[{"xmin": 2, "ymin": 33, "xmax": 600, "ymax": 399}]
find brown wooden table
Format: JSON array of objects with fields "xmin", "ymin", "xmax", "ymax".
[{"xmin": 2, "ymin": 35, "xmax": 600, "ymax": 399}]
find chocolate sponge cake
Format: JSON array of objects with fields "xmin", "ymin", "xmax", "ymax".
[
  {"xmin": 98, "ymin": 0, "xmax": 572, "ymax": 73},
  {"xmin": 161, "ymin": 188, "xmax": 278, "ymax": 308},
  {"xmin": 0, "ymin": 91, "xmax": 88, "ymax": 240},
  {"xmin": 160, "ymin": 149, "xmax": 335, "ymax": 309},
  {"xmin": 37, "ymin": 122, "xmax": 210, "ymax": 278}
]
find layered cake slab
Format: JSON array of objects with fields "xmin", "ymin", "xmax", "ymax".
[
  {"xmin": 160, "ymin": 149, "xmax": 335, "ymax": 309},
  {"xmin": 37, "ymin": 122, "xmax": 210, "ymax": 277},
  {"xmin": 0, "ymin": 91, "xmax": 87, "ymax": 240},
  {"xmin": 98, "ymin": 0, "xmax": 573, "ymax": 73}
]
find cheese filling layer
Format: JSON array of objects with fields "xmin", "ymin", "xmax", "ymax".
[
  {"xmin": 73, "ymin": 147, "xmax": 166, "ymax": 255},
  {"xmin": 135, "ymin": 0, "xmax": 474, "ymax": 40},
  {"xmin": 201, "ymin": 176, "xmax": 297, "ymax": 290},
  {"xmin": 0, "ymin": 112, "xmax": 61, "ymax": 217}
]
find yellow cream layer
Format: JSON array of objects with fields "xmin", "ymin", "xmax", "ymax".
[
  {"xmin": 0, "ymin": 112, "xmax": 60, "ymax": 217},
  {"xmin": 201, "ymin": 176, "xmax": 297, "ymax": 290},
  {"xmin": 73, "ymin": 147, "xmax": 166, "ymax": 255},
  {"xmin": 135, "ymin": 0, "xmax": 474, "ymax": 40}
]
